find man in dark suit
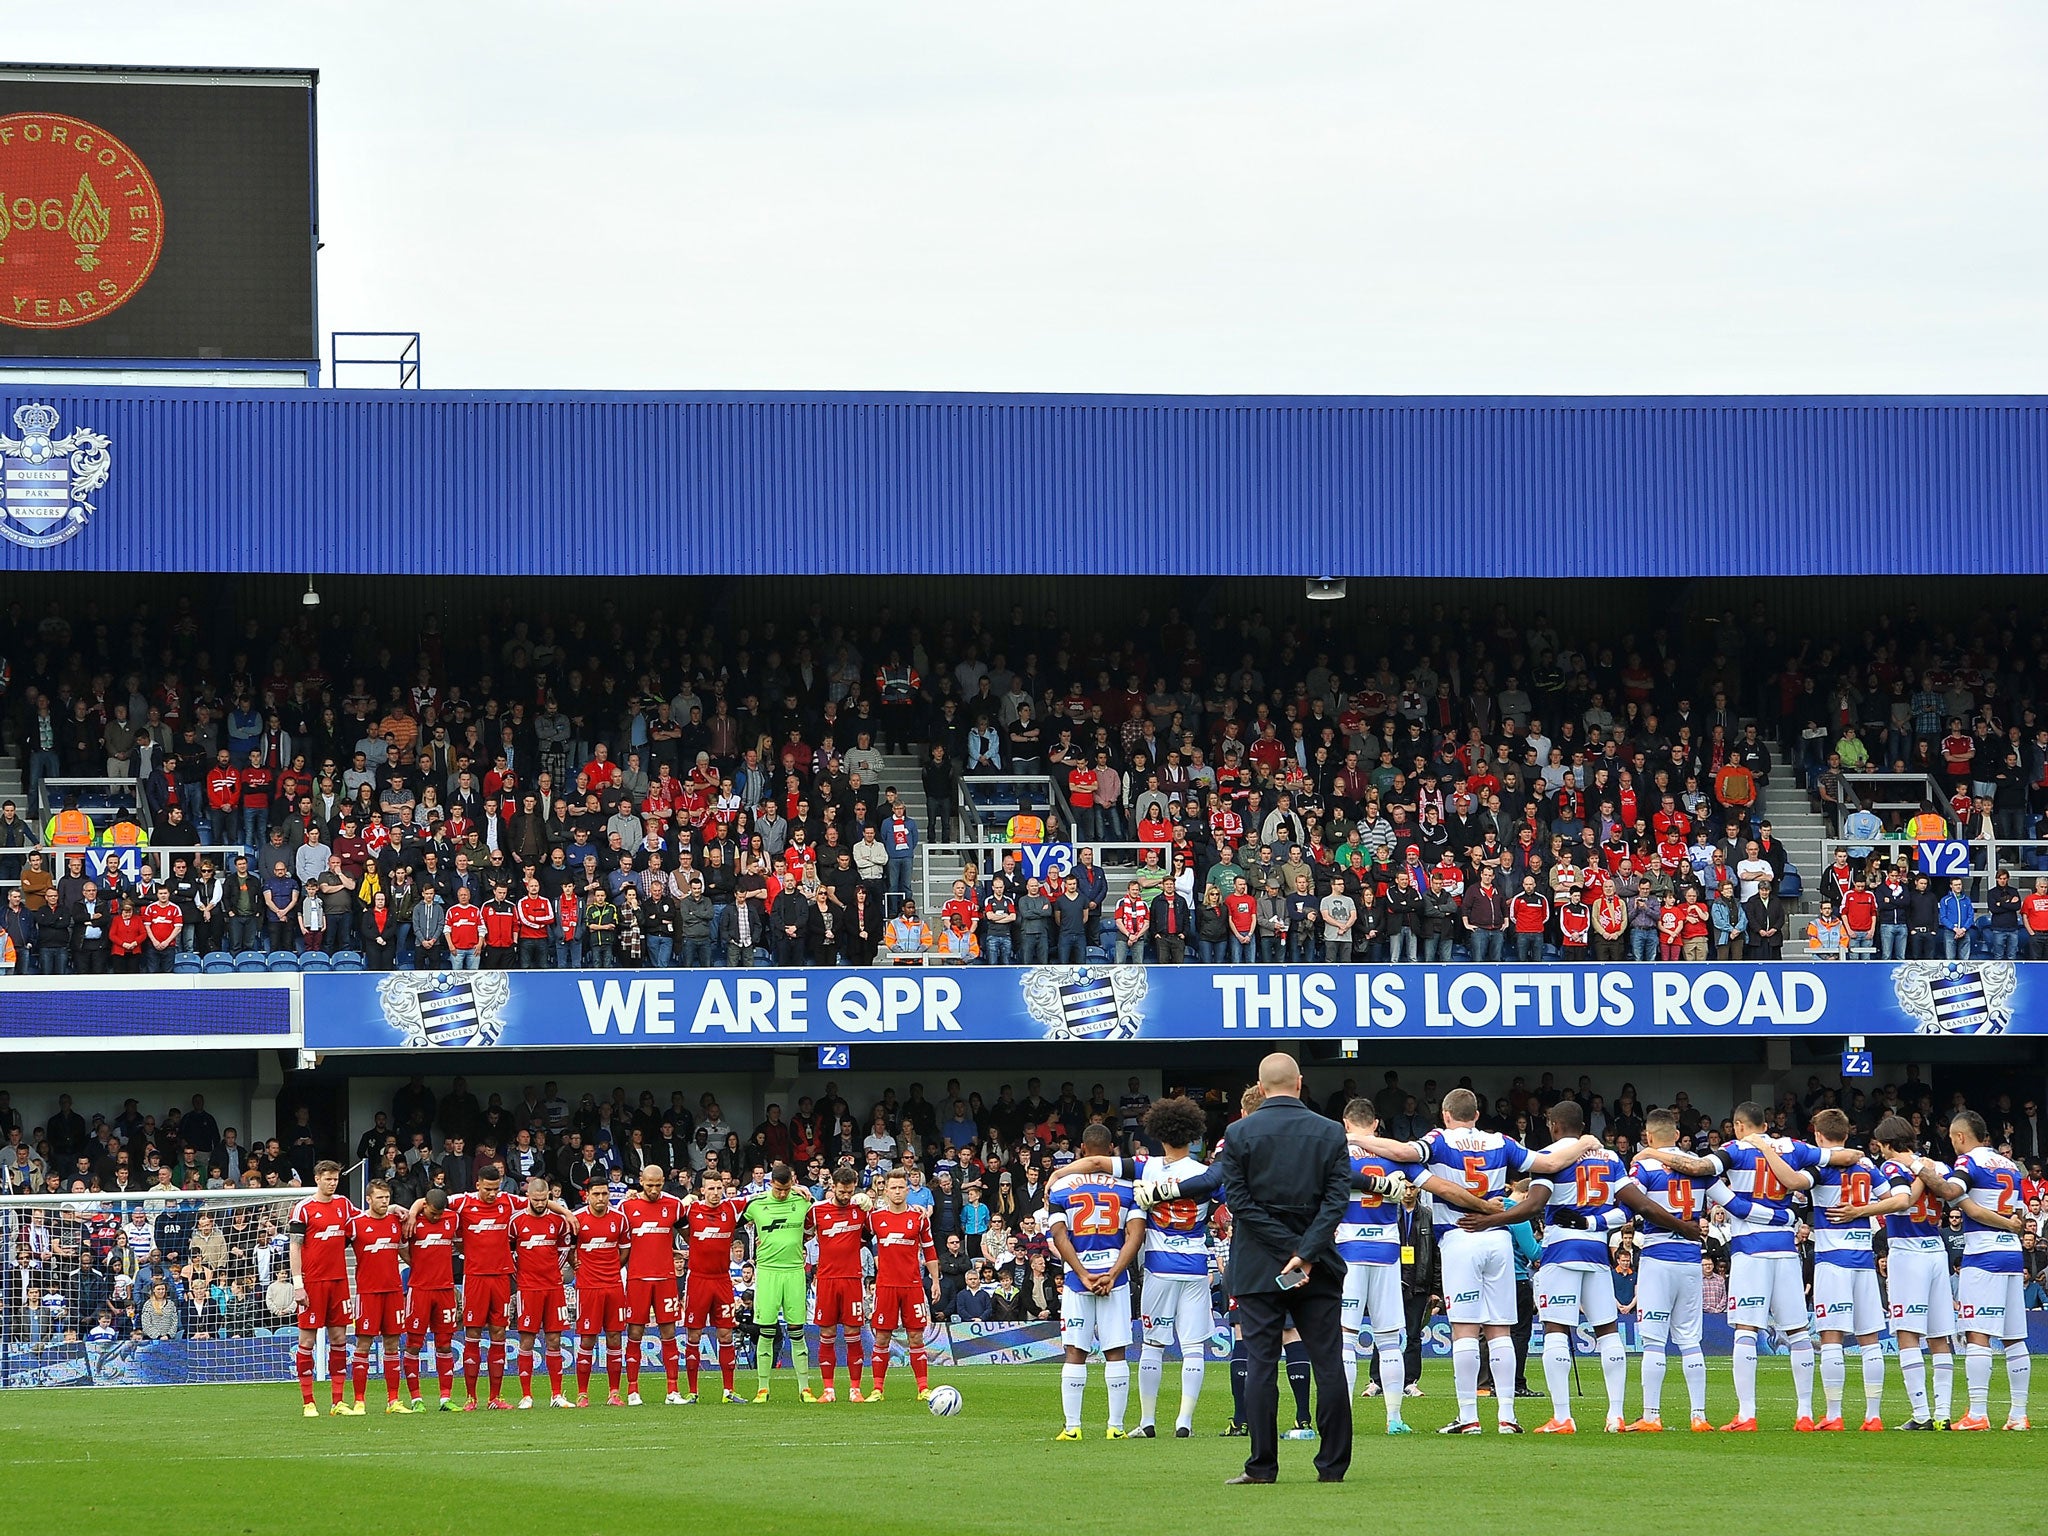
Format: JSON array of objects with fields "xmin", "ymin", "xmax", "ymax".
[{"xmin": 1165, "ymin": 1053, "xmax": 1357, "ymax": 1485}]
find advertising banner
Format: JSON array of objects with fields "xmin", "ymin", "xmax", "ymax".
[{"xmin": 302, "ymin": 960, "xmax": 2036, "ymax": 1052}]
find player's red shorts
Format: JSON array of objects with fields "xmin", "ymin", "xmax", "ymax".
[
  {"xmin": 810, "ymin": 1277, "xmax": 865, "ymax": 1329},
  {"xmin": 296, "ymin": 1278, "xmax": 352, "ymax": 1331},
  {"xmin": 576, "ymin": 1286, "xmax": 628, "ymax": 1336},
  {"xmin": 462, "ymin": 1273, "xmax": 512, "ymax": 1329},
  {"xmin": 871, "ymin": 1284, "xmax": 928, "ymax": 1333},
  {"xmin": 683, "ymin": 1276, "xmax": 734, "ymax": 1330},
  {"xmin": 354, "ymin": 1291, "xmax": 407, "ymax": 1337},
  {"xmin": 517, "ymin": 1284, "xmax": 572, "ymax": 1334},
  {"xmin": 626, "ymin": 1275, "xmax": 681, "ymax": 1327},
  {"xmin": 406, "ymin": 1288, "xmax": 460, "ymax": 1337}
]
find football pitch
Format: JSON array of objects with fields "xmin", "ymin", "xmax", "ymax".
[{"xmin": 0, "ymin": 1359, "xmax": 2036, "ymax": 1535}]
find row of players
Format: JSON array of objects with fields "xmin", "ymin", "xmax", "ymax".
[
  {"xmin": 287, "ymin": 1159, "xmax": 939, "ymax": 1414},
  {"xmin": 1037, "ymin": 1089, "xmax": 2032, "ymax": 1438}
]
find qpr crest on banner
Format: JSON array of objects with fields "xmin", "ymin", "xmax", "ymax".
[
  {"xmin": 1019, "ymin": 965, "xmax": 1146, "ymax": 1042},
  {"xmin": 1890, "ymin": 960, "xmax": 2018, "ymax": 1036},
  {"xmin": 377, "ymin": 971, "xmax": 513, "ymax": 1048},
  {"xmin": 0, "ymin": 402, "xmax": 112, "ymax": 549}
]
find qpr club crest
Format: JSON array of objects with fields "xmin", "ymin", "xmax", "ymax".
[
  {"xmin": 1890, "ymin": 960, "xmax": 2018, "ymax": 1036},
  {"xmin": 1020, "ymin": 964, "xmax": 1147, "ymax": 1042},
  {"xmin": 0, "ymin": 402, "xmax": 111, "ymax": 549},
  {"xmin": 377, "ymin": 970, "xmax": 513, "ymax": 1048}
]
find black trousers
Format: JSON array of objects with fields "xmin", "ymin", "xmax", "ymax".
[{"xmin": 1236, "ymin": 1269, "xmax": 1351, "ymax": 1481}]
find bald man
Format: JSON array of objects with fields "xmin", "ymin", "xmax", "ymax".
[{"xmin": 1169, "ymin": 1053, "xmax": 1352, "ymax": 1485}]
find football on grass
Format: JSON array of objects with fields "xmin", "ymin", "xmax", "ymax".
[{"xmin": 927, "ymin": 1385, "xmax": 962, "ymax": 1416}]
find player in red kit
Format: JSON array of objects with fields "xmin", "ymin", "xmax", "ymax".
[
  {"xmin": 868, "ymin": 1168, "xmax": 940, "ymax": 1401},
  {"xmin": 511, "ymin": 1175, "xmax": 573, "ymax": 1408},
  {"xmin": 810, "ymin": 1165, "xmax": 872, "ymax": 1402},
  {"xmin": 569, "ymin": 1181, "xmax": 630, "ymax": 1407},
  {"xmin": 289, "ymin": 1159, "xmax": 356, "ymax": 1416},
  {"xmin": 403, "ymin": 1187, "xmax": 462, "ymax": 1410},
  {"xmin": 679, "ymin": 1170, "xmax": 748, "ymax": 1403},
  {"xmin": 621, "ymin": 1164, "xmax": 687, "ymax": 1404},
  {"xmin": 448, "ymin": 1165, "xmax": 519, "ymax": 1409},
  {"xmin": 348, "ymin": 1180, "xmax": 412, "ymax": 1413}
]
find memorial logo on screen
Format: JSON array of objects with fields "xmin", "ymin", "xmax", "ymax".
[
  {"xmin": 0, "ymin": 402, "xmax": 111, "ymax": 549},
  {"xmin": 1890, "ymin": 960, "xmax": 2018, "ymax": 1036},
  {"xmin": 0, "ymin": 113, "xmax": 166, "ymax": 329}
]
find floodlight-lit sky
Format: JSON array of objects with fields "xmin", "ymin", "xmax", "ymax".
[{"xmin": 50, "ymin": 1, "xmax": 2048, "ymax": 393}]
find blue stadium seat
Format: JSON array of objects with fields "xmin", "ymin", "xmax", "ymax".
[
  {"xmin": 331, "ymin": 950, "xmax": 365, "ymax": 971},
  {"xmin": 200, "ymin": 952, "xmax": 236, "ymax": 974},
  {"xmin": 298, "ymin": 950, "xmax": 332, "ymax": 971},
  {"xmin": 266, "ymin": 950, "xmax": 301, "ymax": 972},
  {"xmin": 172, "ymin": 953, "xmax": 203, "ymax": 975},
  {"xmin": 1778, "ymin": 863, "xmax": 1803, "ymax": 900},
  {"xmin": 233, "ymin": 951, "xmax": 269, "ymax": 973}
]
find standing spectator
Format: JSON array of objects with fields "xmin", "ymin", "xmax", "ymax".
[
  {"xmin": 1148, "ymin": 881, "xmax": 1190, "ymax": 965},
  {"xmin": 1938, "ymin": 877, "xmax": 1975, "ymax": 960},
  {"xmin": 1985, "ymin": 869, "xmax": 2023, "ymax": 961}
]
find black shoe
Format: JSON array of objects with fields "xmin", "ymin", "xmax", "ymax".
[
  {"xmin": 1514, "ymin": 1387, "xmax": 1542, "ymax": 1399},
  {"xmin": 1438, "ymin": 1421, "xmax": 1482, "ymax": 1435},
  {"xmin": 1498, "ymin": 1420, "xmax": 1526, "ymax": 1434},
  {"xmin": 1221, "ymin": 1422, "xmax": 1250, "ymax": 1437},
  {"xmin": 1224, "ymin": 1474, "xmax": 1276, "ymax": 1486},
  {"xmin": 1175, "ymin": 1427, "xmax": 1191, "ymax": 1438},
  {"xmin": 1130, "ymin": 1425, "xmax": 1156, "ymax": 1438},
  {"xmin": 1317, "ymin": 1474, "xmax": 1345, "ymax": 1483}
]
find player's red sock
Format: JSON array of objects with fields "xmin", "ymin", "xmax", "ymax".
[
  {"xmin": 718, "ymin": 1340, "xmax": 734, "ymax": 1392},
  {"xmin": 436, "ymin": 1336, "xmax": 455, "ymax": 1400},
  {"xmin": 847, "ymin": 1338, "xmax": 863, "ymax": 1390},
  {"xmin": 519, "ymin": 1347, "xmax": 533, "ymax": 1399},
  {"xmin": 910, "ymin": 1345, "xmax": 928, "ymax": 1392},
  {"xmin": 661, "ymin": 1336, "xmax": 680, "ymax": 1394},
  {"xmin": 821, "ymin": 1339, "xmax": 836, "ymax": 1390},
  {"xmin": 328, "ymin": 1345, "xmax": 347, "ymax": 1406},
  {"xmin": 625, "ymin": 1339, "xmax": 641, "ymax": 1395},
  {"xmin": 577, "ymin": 1344, "xmax": 593, "ymax": 1394},
  {"xmin": 685, "ymin": 1340, "xmax": 700, "ymax": 1394},
  {"xmin": 295, "ymin": 1346, "xmax": 316, "ymax": 1405},
  {"xmin": 608, "ymin": 1343, "xmax": 622, "ymax": 1393},
  {"xmin": 384, "ymin": 1349, "xmax": 403, "ymax": 1401},
  {"xmin": 871, "ymin": 1346, "xmax": 888, "ymax": 1391},
  {"xmin": 352, "ymin": 1350, "xmax": 370, "ymax": 1401},
  {"xmin": 487, "ymin": 1342, "xmax": 505, "ymax": 1401},
  {"xmin": 404, "ymin": 1339, "xmax": 422, "ymax": 1399},
  {"xmin": 463, "ymin": 1334, "xmax": 480, "ymax": 1397},
  {"xmin": 547, "ymin": 1348, "xmax": 563, "ymax": 1397}
]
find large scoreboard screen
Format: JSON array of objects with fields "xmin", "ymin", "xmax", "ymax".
[{"xmin": 0, "ymin": 65, "xmax": 316, "ymax": 362}]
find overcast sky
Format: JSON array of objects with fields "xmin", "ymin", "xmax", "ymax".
[{"xmin": 48, "ymin": 2, "xmax": 2048, "ymax": 394}]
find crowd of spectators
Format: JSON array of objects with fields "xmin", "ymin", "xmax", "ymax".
[
  {"xmin": 3, "ymin": 593, "xmax": 2048, "ymax": 973},
  {"xmin": 6, "ymin": 1062, "xmax": 2048, "ymax": 1350}
]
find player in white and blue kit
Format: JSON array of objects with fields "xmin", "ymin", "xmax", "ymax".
[
  {"xmin": 1358, "ymin": 1086, "xmax": 1599, "ymax": 1435},
  {"xmin": 1044, "ymin": 1123, "xmax": 1148, "ymax": 1440},
  {"xmin": 1338, "ymin": 1098, "xmax": 1497, "ymax": 1434},
  {"xmin": 1464, "ymin": 1101, "xmax": 1698, "ymax": 1434},
  {"xmin": 1834, "ymin": 1115, "xmax": 1959, "ymax": 1428},
  {"xmin": 1755, "ymin": 1107, "xmax": 1890, "ymax": 1429},
  {"xmin": 1916, "ymin": 1111, "xmax": 2031, "ymax": 1431}
]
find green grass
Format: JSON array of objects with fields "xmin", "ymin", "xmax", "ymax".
[{"xmin": 0, "ymin": 1359, "xmax": 2037, "ymax": 1534}]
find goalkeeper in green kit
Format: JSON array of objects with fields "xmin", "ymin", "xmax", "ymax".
[{"xmin": 742, "ymin": 1163, "xmax": 816, "ymax": 1403}]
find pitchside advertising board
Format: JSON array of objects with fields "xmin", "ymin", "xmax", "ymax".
[
  {"xmin": 297, "ymin": 960, "xmax": 2039, "ymax": 1051},
  {"xmin": 0, "ymin": 65, "xmax": 317, "ymax": 361}
]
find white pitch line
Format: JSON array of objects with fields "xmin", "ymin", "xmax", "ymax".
[{"xmin": 4, "ymin": 1437, "xmax": 904, "ymax": 1467}]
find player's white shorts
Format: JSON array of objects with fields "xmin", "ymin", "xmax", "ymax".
[
  {"xmin": 1140, "ymin": 1272, "xmax": 1214, "ymax": 1352},
  {"xmin": 1885, "ymin": 1248, "xmax": 1955, "ymax": 1339},
  {"xmin": 1535, "ymin": 1263, "xmax": 1618, "ymax": 1329},
  {"xmin": 1439, "ymin": 1228, "xmax": 1515, "ymax": 1326},
  {"xmin": 1727, "ymin": 1251, "xmax": 1808, "ymax": 1333},
  {"xmin": 1634, "ymin": 1257, "xmax": 1703, "ymax": 1352},
  {"xmin": 1061, "ymin": 1282, "xmax": 1134, "ymax": 1355},
  {"xmin": 1340, "ymin": 1260, "xmax": 1406, "ymax": 1345},
  {"xmin": 1957, "ymin": 1268, "xmax": 2028, "ymax": 1342},
  {"xmin": 1811, "ymin": 1263, "xmax": 1884, "ymax": 1337}
]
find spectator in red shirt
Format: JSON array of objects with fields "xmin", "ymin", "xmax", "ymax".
[
  {"xmin": 1223, "ymin": 876, "xmax": 1257, "ymax": 964},
  {"xmin": 109, "ymin": 897, "xmax": 147, "ymax": 974},
  {"xmin": 238, "ymin": 748, "xmax": 275, "ymax": 849},
  {"xmin": 515, "ymin": 876, "xmax": 555, "ymax": 970},
  {"xmin": 204, "ymin": 749, "xmax": 242, "ymax": 846},
  {"xmin": 2022, "ymin": 877, "xmax": 2048, "ymax": 961},
  {"xmin": 1840, "ymin": 878, "xmax": 1879, "ymax": 960},
  {"xmin": 141, "ymin": 893, "xmax": 184, "ymax": 975},
  {"xmin": 446, "ymin": 888, "xmax": 485, "ymax": 972}
]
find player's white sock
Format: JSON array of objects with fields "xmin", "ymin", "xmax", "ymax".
[
  {"xmin": 1376, "ymin": 1336, "xmax": 1405, "ymax": 1425},
  {"xmin": 1787, "ymin": 1332, "xmax": 1815, "ymax": 1419},
  {"xmin": 1860, "ymin": 1343, "xmax": 1885, "ymax": 1421},
  {"xmin": 1680, "ymin": 1350, "xmax": 1707, "ymax": 1419},
  {"xmin": 1598, "ymin": 1333, "xmax": 1627, "ymax": 1424},
  {"xmin": 1341, "ymin": 1332, "xmax": 1358, "ymax": 1399},
  {"xmin": 1542, "ymin": 1331, "xmax": 1573, "ymax": 1423},
  {"xmin": 1137, "ymin": 1345, "xmax": 1164, "ymax": 1429},
  {"xmin": 1819, "ymin": 1341, "xmax": 1846, "ymax": 1418},
  {"xmin": 1732, "ymin": 1330, "xmax": 1759, "ymax": 1420},
  {"xmin": 1487, "ymin": 1336, "xmax": 1519, "ymax": 1425},
  {"xmin": 1965, "ymin": 1344, "xmax": 1993, "ymax": 1419},
  {"xmin": 2004, "ymin": 1342, "xmax": 2031, "ymax": 1423},
  {"xmin": 1933, "ymin": 1350, "xmax": 1955, "ymax": 1420},
  {"xmin": 1177, "ymin": 1357, "xmax": 1205, "ymax": 1431},
  {"xmin": 1104, "ymin": 1361, "xmax": 1131, "ymax": 1430},
  {"xmin": 1061, "ymin": 1363, "xmax": 1088, "ymax": 1430},
  {"xmin": 1640, "ymin": 1346, "xmax": 1666, "ymax": 1420},
  {"xmin": 1451, "ymin": 1336, "xmax": 1481, "ymax": 1425},
  {"xmin": 1899, "ymin": 1347, "xmax": 1929, "ymax": 1421}
]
